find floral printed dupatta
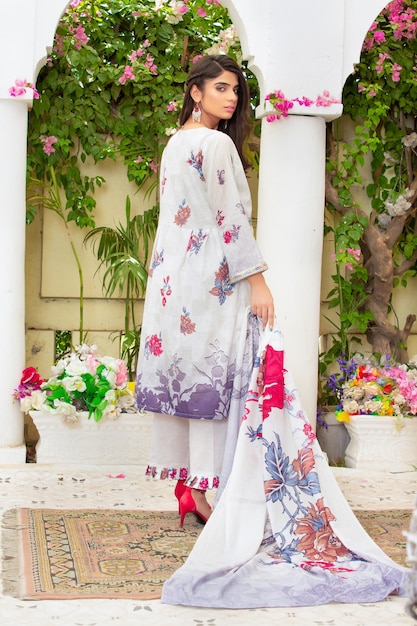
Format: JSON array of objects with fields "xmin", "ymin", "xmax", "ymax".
[{"xmin": 162, "ymin": 327, "xmax": 408, "ymax": 608}]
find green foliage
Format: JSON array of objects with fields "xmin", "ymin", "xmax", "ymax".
[
  {"xmin": 320, "ymin": 210, "xmax": 372, "ymax": 376},
  {"xmin": 323, "ymin": 0, "xmax": 417, "ymax": 379},
  {"xmin": 27, "ymin": 0, "xmax": 253, "ymax": 223},
  {"xmin": 55, "ymin": 330, "xmax": 72, "ymax": 361}
]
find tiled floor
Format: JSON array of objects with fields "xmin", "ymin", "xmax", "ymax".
[{"xmin": 0, "ymin": 463, "xmax": 417, "ymax": 626}]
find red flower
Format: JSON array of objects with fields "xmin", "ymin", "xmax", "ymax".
[{"xmin": 21, "ymin": 366, "xmax": 44, "ymax": 386}]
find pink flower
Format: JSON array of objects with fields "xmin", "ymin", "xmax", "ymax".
[
  {"xmin": 167, "ymin": 100, "xmax": 178, "ymax": 112},
  {"xmin": 347, "ymin": 248, "xmax": 361, "ymax": 262},
  {"xmin": 86, "ymin": 355, "xmax": 99, "ymax": 374},
  {"xmin": 197, "ymin": 7, "xmax": 207, "ymax": 16},
  {"xmin": 374, "ymin": 30, "xmax": 386, "ymax": 43},
  {"xmin": 119, "ymin": 65, "xmax": 135, "ymax": 84},
  {"xmin": 40, "ymin": 135, "xmax": 58, "ymax": 155},
  {"xmin": 147, "ymin": 334, "xmax": 163, "ymax": 357},
  {"xmin": 376, "ymin": 52, "xmax": 390, "ymax": 75},
  {"xmin": 9, "ymin": 79, "xmax": 39, "ymax": 100},
  {"xmin": 115, "ymin": 360, "xmax": 128, "ymax": 386},
  {"xmin": 135, "ymin": 155, "xmax": 143, "ymax": 163},
  {"xmin": 149, "ymin": 161, "xmax": 158, "ymax": 173},
  {"xmin": 71, "ymin": 24, "xmax": 88, "ymax": 48},
  {"xmin": 294, "ymin": 96, "xmax": 313, "ymax": 107},
  {"xmin": 392, "ymin": 62, "xmax": 402, "ymax": 82},
  {"xmin": 144, "ymin": 53, "xmax": 158, "ymax": 75},
  {"xmin": 266, "ymin": 113, "xmax": 279, "ymax": 123}
]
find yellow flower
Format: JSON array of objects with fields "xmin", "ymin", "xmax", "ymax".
[
  {"xmin": 335, "ymin": 411, "xmax": 351, "ymax": 423},
  {"xmin": 127, "ymin": 381, "xmax": 136, "ymax": 394}
]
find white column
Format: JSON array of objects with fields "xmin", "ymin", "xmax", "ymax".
[
  {"xmin": 0, "ymin": 98, "xmax": 29, "ymax": 463},
  {"xmin": 257, "ymin": 114, "xmax": 326, "ymax": 426}
]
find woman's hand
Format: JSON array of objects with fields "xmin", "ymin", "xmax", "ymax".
[{"xmin": 246, "ymin": 273, "xmax": 275, "ymax": 328}]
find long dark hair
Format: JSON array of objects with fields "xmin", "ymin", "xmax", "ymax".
[{"xmin": 179, "ymin": 55, "xmax": 252, "ymax": 170}]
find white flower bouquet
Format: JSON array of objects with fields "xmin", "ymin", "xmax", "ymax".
[{"xmin": 13, "ymin": 344, "xmax": 136, "ymax": 423}]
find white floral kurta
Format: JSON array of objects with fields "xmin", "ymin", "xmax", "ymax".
[{"xmin": 136, "ymin": 127, "xmax": 267, "ymax": 421}]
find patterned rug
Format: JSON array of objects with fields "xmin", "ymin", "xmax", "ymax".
[
  {"xmin": 2, "ymin": 508, "xmax": 204, "ymax": 600},
  {"xmin": 1, "ymin": 507, "xmax": 411, "ymax": 600}
]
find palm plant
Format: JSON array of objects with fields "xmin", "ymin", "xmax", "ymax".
[{"xmin": 84, "ymin": 196, "xmax": 158, "ymax": 379}]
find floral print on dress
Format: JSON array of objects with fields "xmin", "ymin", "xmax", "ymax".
[
  {"xmin": 149, "ymin": 248, "xmax": 164, "ymax": 277},
  {"xmin": 161, "ymin": 167, "xmax": 167, "ymax": 195},
  {"xmin": 174, "ymin": 199, "xmax": 191, "ymax": 226},
  {"xmin": 216, "ymin": 210, "xmax": 225, "ymax": 227},
  {"xmin": 187, "ymin": 149, "xmax": 205, "ymax": 181},
  {"xmin": 180, "ymin": 307, "xmax": 196, "ymax": 335},
  {"xmin": 223, "ymin": 224, "xmax": 241, "ymax": 244},
  {"xmin": 209, "ymin": 257, "xmax": 234, "ymax": 304},
  {"xmin": 217, "ymin": 169, "xmax": 225, "ymax": 185},
  {"xmin": 136, "ymin": 340, "xmax": 238, "ymax": 419},
  {"xmin": 144, "ymin": 333, "xmax": 163, "ymax": 358},
  {"xmin": 145, "ymin": 465, "xmax": 219, "ymax": 489},
  {"xmin": 160, "ymin": 276, "xmax": 172, "ymax": 307},
  {"xmin": 187, "ymin": 229, "xmax": 208, "ymax": 256}
]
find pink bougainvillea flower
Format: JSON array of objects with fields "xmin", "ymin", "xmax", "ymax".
[
  {"xmin": 374, "ymin": 30, "xmax": 386, "ymax": 43},
  {"xmin": 9, "ymin": 79, "xmax": 39, "ymax": 99},
  {"xmin": 71, "ymin": 24, "xmax": 88, "ymax": 49},
  {"xmin": 40, "ymin": 135, "xmax": 58, "ymax": 155},
  {"xmin": 391, "ymin": 62, "xmax": 402, "ymax": 82},
  {"xmin": 119, "ymin": 65, "xmax": 135, "ymax": 85},
  {"xmin": 197, "ymin": 7, "xmax": 207, "ymax": 17}
]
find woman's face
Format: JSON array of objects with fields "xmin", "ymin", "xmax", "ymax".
[{"xmin": 191, "ymin": 70, "xmax": 239, "ymax": 128}]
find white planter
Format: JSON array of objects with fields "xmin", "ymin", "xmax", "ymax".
[
  {"xmin": 29, "ymin": 410, "xmax": 153, "ymax": 465},
  {"xmin": 344, "ymin": 414, "xmax": 417, "ymax": 471}
]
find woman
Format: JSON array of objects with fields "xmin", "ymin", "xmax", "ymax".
[{"xmin": 135, "ymin": 55, "xmax": 274, "ymax": 525}]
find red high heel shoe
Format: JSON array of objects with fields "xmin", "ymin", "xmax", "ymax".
[
  {"xmin": 179, "ymin": 487, "xmax": 210, "ymax": 527},
  {"xmin": 174, "ymin": 479, "xmax": 186, "ymax": 513}
]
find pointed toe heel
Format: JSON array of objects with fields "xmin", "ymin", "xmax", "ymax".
[{"xmin": 179, "ymin": 487, "xmax": 209, "ymax": 528}]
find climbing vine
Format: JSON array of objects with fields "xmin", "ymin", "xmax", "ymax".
[{"xmin": 27, "ymin": 0, "xmax": 258, "ymax": 227}]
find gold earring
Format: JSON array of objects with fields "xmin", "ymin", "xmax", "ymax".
[{"xmin": 192, "ymin": 101, "xmax": 202, "ymax": 123}]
